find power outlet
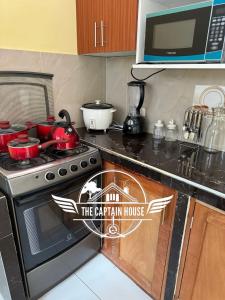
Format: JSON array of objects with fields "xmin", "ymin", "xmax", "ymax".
[{"xmin": 140, "ymin": 107, "xmax": 146, "ymax": 117}]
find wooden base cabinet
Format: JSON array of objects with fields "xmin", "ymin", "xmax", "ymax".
[
  {"xmin": 176, "ymin": 201, "xmax": 225, "ymax": 300},
  {"xmin": 102, "ymin": 161, "xmax": 177, "ymax": 300},
  {"xmin": 76, "ymin": 0, "xmax": 138, "ymax": 54}
]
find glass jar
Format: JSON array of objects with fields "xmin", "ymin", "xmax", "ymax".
[
  {"xmin": 153, "ymin": 120, "xmax": 165, "ymax": 139},
  {"xmin": 165, "ymin": 120, "xmax": 178, "ymax": 142},
  {"xmin": 204, "ymin": 107, "xmax": 225, "ymax": 153}
]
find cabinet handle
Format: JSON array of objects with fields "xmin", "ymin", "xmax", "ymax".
[
  {"xmin": 94, "ymin": 22, "xmax": 97, "ymax": 48},
  {"xmin": 161, "ymin": 208, "xmax": 166, "ymax": 225},
  {"xmin": 100, "ymin": 20, "xmax": 104, "ymax": 47}
]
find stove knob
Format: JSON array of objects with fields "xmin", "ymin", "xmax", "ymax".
[
  {"xmin": 58, "ymin": 168, "xmax": 68, "ymax": 176},
  {"xmin": 70, "ymin": 165, "xmax": 78, "ymax": 172},
  {"xmin": 81, "ymin": 161, "xmax": 88, "ymax": 168},
  {"xmin": 90, "ymin": 157, "xmax": 97, "ymax": 165},
  {"xmin": 45, "ymin": 172, "xmax": 55, "ymax": 181}
]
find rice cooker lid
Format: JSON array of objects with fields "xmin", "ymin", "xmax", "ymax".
[{"xmin": 82, "ymin": 100, "xmax": 113, "ymax": 110}]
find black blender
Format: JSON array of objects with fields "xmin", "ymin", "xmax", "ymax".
[{"xmin": 123, "ymin": 80, "xmax": 146, "ymax": 135}]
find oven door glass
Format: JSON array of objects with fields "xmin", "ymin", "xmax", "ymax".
[
  {"xmin": 15, "ymin": 171, "xmax": 101, "ymax": 271},
  {"xmin": 144, "ymin": 6, "xmax": 212, "ymax": 61}
]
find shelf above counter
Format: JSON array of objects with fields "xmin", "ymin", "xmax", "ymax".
[{"xmin": 132, "ymin": 63, "xmax": 225, "ymax": 69}]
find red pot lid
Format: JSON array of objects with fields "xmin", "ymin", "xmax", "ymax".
[
  {"xmin": 0, "ymin": 121, "xmax": 27, "ymax": 134},
  {"xmin": 38, "ymin": 115, "xmax": 56, "ymax": 126},
  {"xmin": 0, "ymin": 121, "xmax": 10, "ymax": 129},
  {"xmin": 8, "ymin": 134, "xmax": 40, "ymax": 148}
]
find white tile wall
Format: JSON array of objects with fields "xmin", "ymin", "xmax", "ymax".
[
  {"xmin": 0, "ymin": 49, "xmax": 106, "ymax": 127},
  {"xmin": 2, "ymin": 49, "xmax": 225, "ymax": 137},
  {"xmin": 106, "ymin": 56, "xmax": 225, "ymax": 134}
]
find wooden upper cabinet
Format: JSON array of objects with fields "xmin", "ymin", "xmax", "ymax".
[
  {"xmin": 177, "ymin": 202, "xmax": 225, "ymax": 300},
  {"xmin": 76, "ymin": 0, "xmax": 138, "ymax": 54},
  {"xmin": 103, "ymin": 0, "xmax": 138, "ymax": 53},
  {"xmin": 102, "ymin": 161, "xmax": 177, "ymax": 300},
  {"xmin": 76, "ymin": 0, "xmax": 103, "ymax": 54}
]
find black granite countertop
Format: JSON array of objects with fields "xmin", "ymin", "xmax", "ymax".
[{"xmin": 78, "ymin": 128, "xmax": 225, "ymax": 199}]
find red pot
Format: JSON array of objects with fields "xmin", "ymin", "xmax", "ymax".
[
  {"xmin": 0, "ymin": 121, "xmax": 28, "ymax": 152},
  {"xmin": 26, "ymin": 115, "xmax": 56, "ymax": 142},
  {"xmin": 51, "ymin": 110, "xmax": 80, "ymax": 150},
  {"xmin": 36, "ymin": 115, "xmax": 56, "ymax": 142},
  {"xmin": 7, "ymin": 134, "xmax": 69, "ymax": 161}
]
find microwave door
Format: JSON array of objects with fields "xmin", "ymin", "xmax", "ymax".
[{"xmin": 144, "ymin": 4, "xmax": 212, "ymax": 62}]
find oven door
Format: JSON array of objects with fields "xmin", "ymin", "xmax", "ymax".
[
  {"xmin": 14, "ymin": 170, "xmax": 101, "ymax": 271},
  {"xmin": 144, "ymin": 4, "xmax": 212, "ymax": 62}
]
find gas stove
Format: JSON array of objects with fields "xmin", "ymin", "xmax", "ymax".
[{"xmin": 0, "ymin": 143, "xmax": 101, "ymax": 197}]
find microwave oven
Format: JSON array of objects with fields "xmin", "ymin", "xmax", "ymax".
[{"xmin": 144, "ymin": 0, "xmax": 225, "ymax": 63}]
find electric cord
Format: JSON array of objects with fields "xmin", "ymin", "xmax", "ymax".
[{"xmin": 130, "ymin": 67, "xmax": 166, "ymax": 81}]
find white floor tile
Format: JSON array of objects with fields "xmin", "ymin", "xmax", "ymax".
[
  {"xmin": 76, "ymin": 254, "xmax": 153, "ymax": 300},
  {"xmin": 39, "ymin": 273, "xmax": 99, "ymax": 300}
]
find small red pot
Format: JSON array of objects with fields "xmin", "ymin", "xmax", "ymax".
[
  {"xmin": 8, "ymin": 134, "xmax": 69, "ymax": 161},
  {"xmin": 36, "ymin": 115, "xmax": 56, "ymax": 142},
  {"xmin": 0, "ymin": 121, "xmax": 28, "ymax": 152},
  {"xmin": 26, "ymin": 115, "xmax": 56, "ymax": 142}
]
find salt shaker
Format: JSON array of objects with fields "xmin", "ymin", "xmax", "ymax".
[
  {"xmin": 165, "ymin": 120, "xmax": 178, "ymax": 141},
  {"xmin": 153, "ymin": 120, "xmax": 165, "ymax": 139}
]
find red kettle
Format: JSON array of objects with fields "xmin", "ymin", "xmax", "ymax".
[{"xmin": 52, "ymin": 110, "xmax": 80, "ymax": 150}]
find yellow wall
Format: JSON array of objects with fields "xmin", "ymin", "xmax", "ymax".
[{"xmin": 0, "ymin": 0, "xmax": 77, "ymax": 54}]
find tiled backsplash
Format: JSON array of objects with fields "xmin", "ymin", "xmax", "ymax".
[
  {"xmin": 106, "ymin": 56, "xmax": 225, "ymax": 135},
  {"xmin": 0, "ymin": 49, "xmax": 106, "ymax": 127},
  {"xmin": 2, "ymin": 50, "xmax": 225, "ymax": 135}
]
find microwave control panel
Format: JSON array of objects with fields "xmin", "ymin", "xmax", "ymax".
[{"xmin": 207, "ymin": 4, "xmax": 225, "ymax": 53}]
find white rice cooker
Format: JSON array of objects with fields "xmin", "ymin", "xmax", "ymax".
[{"xmin": 80, "ymin": 100, "xmax": 116, "ymax": 131}]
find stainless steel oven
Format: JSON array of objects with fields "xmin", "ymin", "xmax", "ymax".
[{"xmin": 14, "ymin": 169, "xmax": 101, "ymax": 299}]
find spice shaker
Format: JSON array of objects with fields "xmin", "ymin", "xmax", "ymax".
[
  {"xmin": 153, "ymin": 120, "xmax": 165, "ymax": 139},
  {"xmin": 165, "ymin": 120, "xmax": 178, "ymax": 142}
]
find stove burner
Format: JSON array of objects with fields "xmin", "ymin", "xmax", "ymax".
[
  {"xmin": 0, "ymin": 144, "xmax": 90, "ymax": 172},
  {"xmin": 46, "ymin": 144, "xmax": 89, "ymax": 159},
  {"xmin": 0, "ymin": 151, "xmax": 7, "ymax": 157},
  {"xmin": 19, "ymin": 159, "xmax": 31, "ymax": 166},
  {"xmin": 0, "ymin": 155, "xmax": 51, "ymax": 171}
]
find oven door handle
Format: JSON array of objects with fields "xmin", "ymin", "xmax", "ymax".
[
  {"xmin": 14, "ymin": 186, "xmax": 87, "ymax": 207},
  {"xmin": 14, "ymin": 197, "xmax": 36, "ymax": 206},
  {"xmin": 14, "ymin": 191, "xmax": 79, "ymax": 207}
]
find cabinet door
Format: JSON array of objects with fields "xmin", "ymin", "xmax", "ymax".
[
  {"xmin": 76, "ymin": 0, "xmax": 103, "ymax": 54},
  {"xmin": 102, "ymin": 161, "xmax": 177, "ymax": 300},
  {"xmin": 178, "ymin": 202, "xmax": 225, "ymax": 300},
  {"xmin": 102, "ymin": 0, "xmax": 138, "ymax": 52}
]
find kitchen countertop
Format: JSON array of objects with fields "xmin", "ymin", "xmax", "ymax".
[{"xmin": 78, "ymin": 128, "xmax": 225, "ymax": 200}]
